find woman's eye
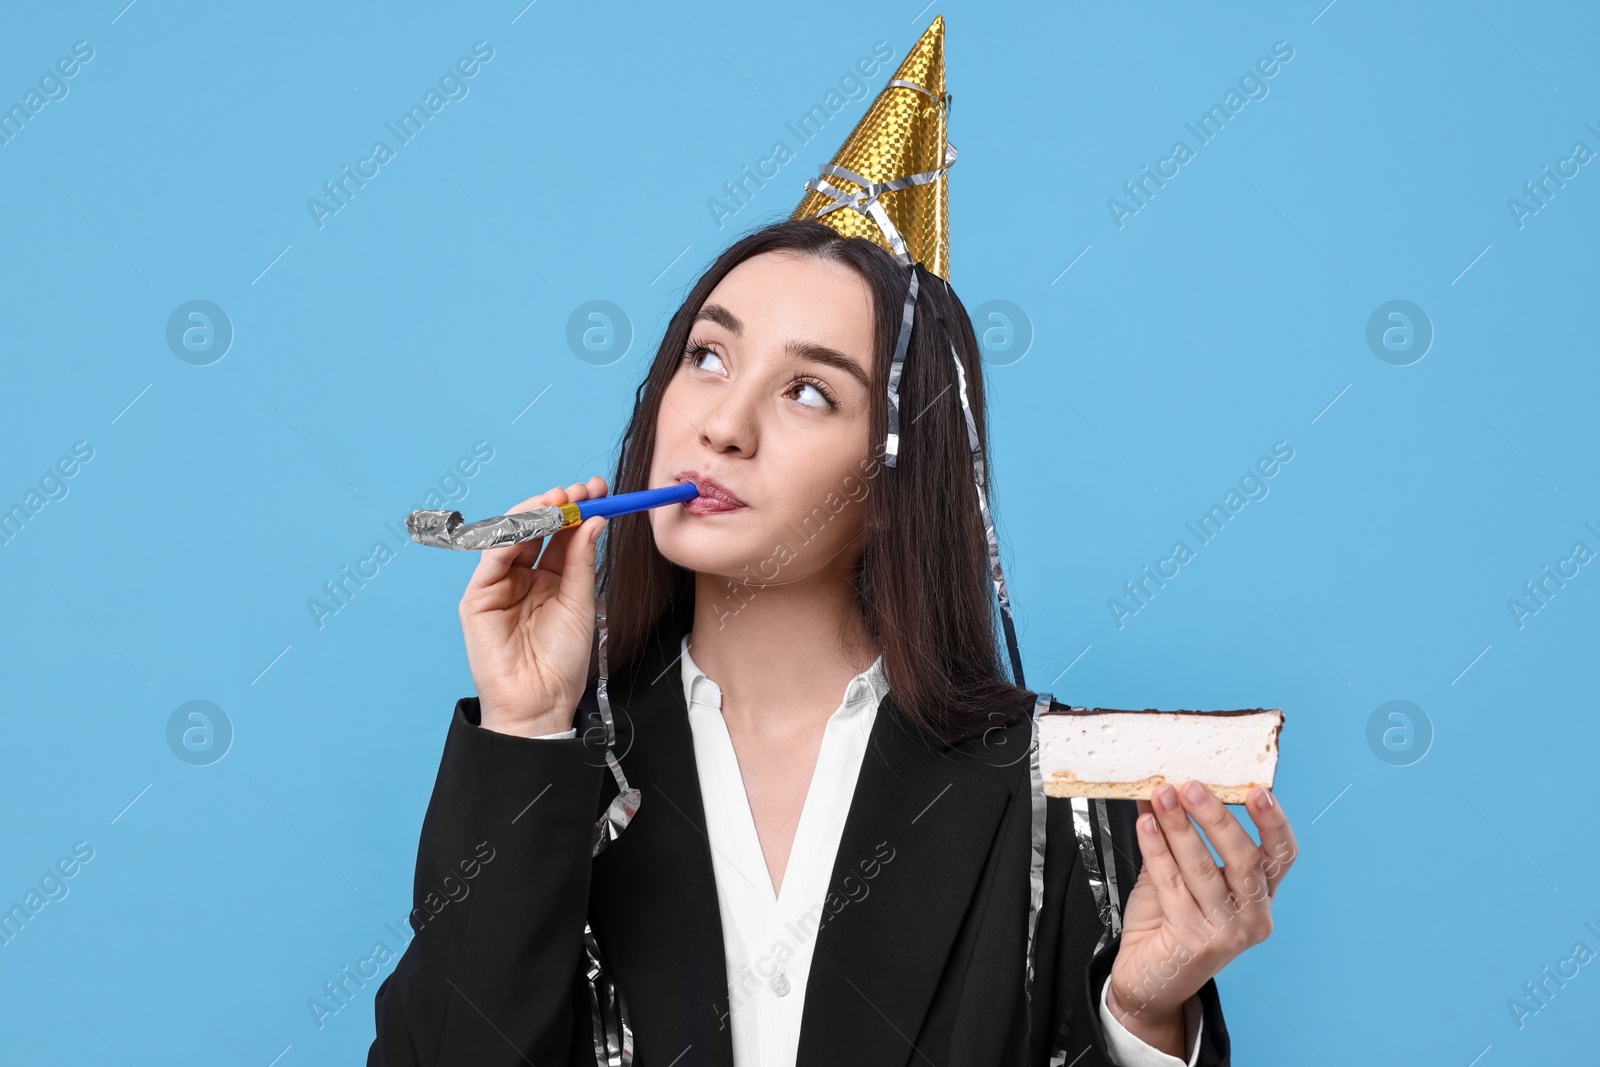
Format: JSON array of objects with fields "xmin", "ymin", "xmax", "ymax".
[
  {"xmin": 689, "ymin": 347, "xmax": 726, "ymax": 374},
  {"xmin": 791, "ymin": 382, "xmax": 830, "ymax": 409}
]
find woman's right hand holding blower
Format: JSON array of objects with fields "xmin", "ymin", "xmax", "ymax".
[{"xmin": 458, "ymin": 476, "xmax": 608, "ymax": 737}]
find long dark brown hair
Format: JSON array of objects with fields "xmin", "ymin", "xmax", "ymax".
[{"xmin": 593, "ymin": 218, "xmax": 1036, "ymax": 744}]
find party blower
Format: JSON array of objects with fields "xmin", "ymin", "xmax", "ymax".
[{"xmin": 406, "ymin": 482, "xmax": 699, "ymax": 550}]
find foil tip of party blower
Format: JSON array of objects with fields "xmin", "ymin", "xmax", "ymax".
[
  {"xmin": 406, "ymin": 481, "xmax": 702, "ymax": 551},
  {"xmin": 406, "ymin": 505, "xmax": 566, "ymax": 551}
]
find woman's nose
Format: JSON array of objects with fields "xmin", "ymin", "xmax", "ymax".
[{"xmin": 697, "ymin": 379, "xmax": 761, "ymax": 454}]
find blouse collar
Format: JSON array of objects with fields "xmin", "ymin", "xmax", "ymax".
[{"xmin": 679, "ymin": 632, "xmax": 889, "ymax": 712}]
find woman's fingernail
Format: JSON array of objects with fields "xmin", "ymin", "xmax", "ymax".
[
  {"xmin": 1156, "ymin": 784, "xmax": 1179, "ymax": 812},
  {"xmin": 1183, "ymin": 780, "xmax": 1209, "ymax": 806},
  {"xmin": 1258, "ymin": 788, "xmax": 1275, "ymax": 809}
]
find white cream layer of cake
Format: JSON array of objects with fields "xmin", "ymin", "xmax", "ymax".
[{"xmin": 1037, "ymin": 709, "xmax": 1282, "ymax": 802}]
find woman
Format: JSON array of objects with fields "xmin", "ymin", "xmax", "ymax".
[{"xmin": 366, "ymin": 218, "xmax": 1295, "ymax": 1066}]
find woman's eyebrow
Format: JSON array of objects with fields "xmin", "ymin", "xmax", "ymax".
[
  {"xmin": 694, "ymin": 302, "xmax": 871, "ymax": 391},
  {"xmin": 785, "ymin": 340, "xmax": 870, "ymax": 391},
  {"xmin": 694, "ymin": 303, "xmax": 743, "ymax": 334}
]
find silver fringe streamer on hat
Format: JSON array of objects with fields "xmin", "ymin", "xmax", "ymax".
[
  {"xmin": 1072, "ymin": 794, "xmax": 1125, "ymax": 956},
  {"xmin": 1025, "ymin": 692, "xmax": 1051, "ymax": 1036},
  {"xmin": 584, "ymin": 593, "xmax": 638, "ymax": 1065}
]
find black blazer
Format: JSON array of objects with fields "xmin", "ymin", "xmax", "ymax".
[{"xmin": 368, "ymin": 620, "xmax": 1231, "ymax": 1065}]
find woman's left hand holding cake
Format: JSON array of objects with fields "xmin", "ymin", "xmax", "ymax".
[{"xmin": 1104, "ymin": 783, "xmax": 1298, "ymax": 1056}]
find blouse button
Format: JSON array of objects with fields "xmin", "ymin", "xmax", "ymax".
[{"xmin": 771, "ymin": 972, "xmax": 791, "ymax": 996}]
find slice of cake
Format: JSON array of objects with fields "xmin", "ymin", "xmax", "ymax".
[{"xmin": 1037, "ymin": 704, "xmax": 1284, "ymax": 804}]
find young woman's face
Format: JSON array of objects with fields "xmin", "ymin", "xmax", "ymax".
[{"xmin": 648, "ymin": 250, "xmax": 881, "ymax": 587}]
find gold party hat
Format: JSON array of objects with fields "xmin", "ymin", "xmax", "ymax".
[{"xmin": 791, "ymin": 16, "xmax": 953, "ymax": 279}]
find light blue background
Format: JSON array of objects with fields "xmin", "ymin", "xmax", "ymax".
[{"xmin": 3, "ymin": 1, "xmax": 1596, "ymax": 1063}]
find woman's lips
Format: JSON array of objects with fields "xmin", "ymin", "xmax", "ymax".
[
  {"xmin": 683, "ymin": 494, "xmax": 744, "ymax": 515},
  {"xmin": 674, "ymin": 472, "xmax": 746, "ymax": 514}
]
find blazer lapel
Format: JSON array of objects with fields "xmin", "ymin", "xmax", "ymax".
[{"xmin": 795, "ymin": 691, "xmax": 1015, "ymax": 1067}]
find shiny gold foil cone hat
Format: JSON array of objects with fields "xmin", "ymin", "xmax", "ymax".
[
  {"xmin": 790, "ymin": 15, "xmax": 954, "ymax": 280},
  {"xmin": 790, "ymin": 16, "xmax": 955, "ymax": 470}
]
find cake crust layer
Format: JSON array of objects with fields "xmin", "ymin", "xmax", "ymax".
[{"xmin": 1042, "ymin": 774, "xmax": 1262, "ymax": 805}]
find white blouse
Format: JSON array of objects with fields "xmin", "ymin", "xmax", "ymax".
[{"xmin": 535, "ymin": 635, "xmax": 1202, "ymax": 1065}]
